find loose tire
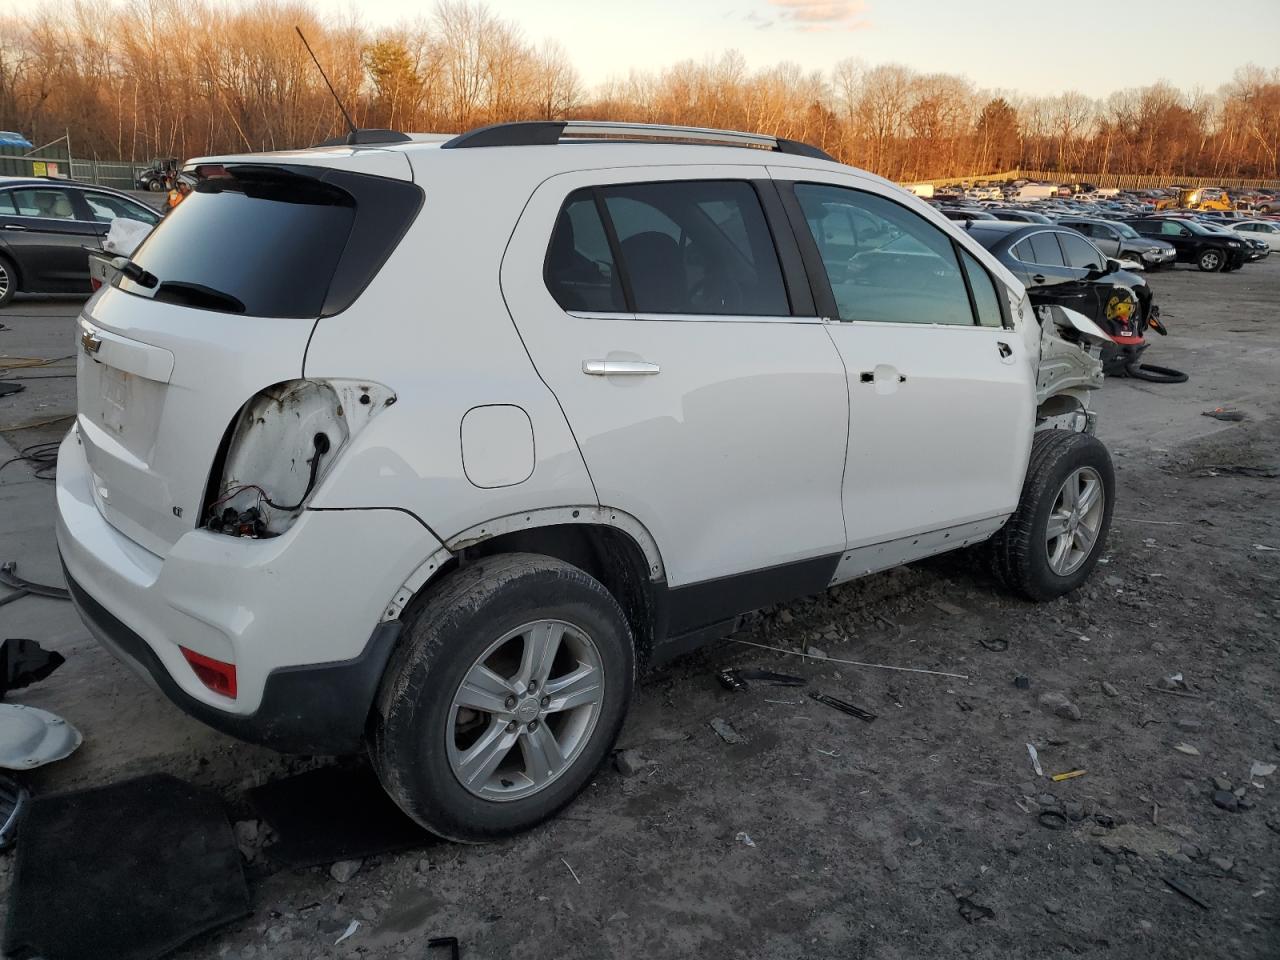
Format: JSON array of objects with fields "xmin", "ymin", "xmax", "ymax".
[
  {"xmin": 987, "ymin": 431, "xmax": 1114, "ymax": 601},
  {"xmin": 0, "ymin": 254, "xmax": 16, "ymax": 307},
  {"xmin": 1197, "ymin": 249, "xmax": 1223, "ymax": 272},
  {"xmin": 371, "ymin": 553, "xmax": 635, "ymax": 842}
]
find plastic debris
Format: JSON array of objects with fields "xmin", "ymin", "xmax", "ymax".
[
  {"xmin": 735, "ymin": 831, "xmax": 756, "ymax": 847},
  {"xmin": 1250, "ymin": 761, "xmax": 1276, "ymax": 779},
  {"xmin": 1026, "ymin": 743, "xmax": 1043, "ymax": 777},
  {"xmin": 334, "ymin": 920, "xmax": 360, "ymax": 945},
  {"xmin": 1051, "ymin": 770, "xmax": 1086, "ymax": 782},
  {"xmin": 709, "ymin": 718, "xmax": 746, "ymax": 745}
]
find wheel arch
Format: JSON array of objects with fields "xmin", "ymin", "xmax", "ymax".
[{"xmin": 385, "ymin": 507, "xmax": 665, "ymax": 665}]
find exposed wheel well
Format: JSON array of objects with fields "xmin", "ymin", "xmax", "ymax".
[{"xmin": 455, "ymin": 524, "xmax": 659, "ymax": 665}]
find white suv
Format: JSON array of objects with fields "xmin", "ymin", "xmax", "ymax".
[{"xmin": 57, "ymin": 121, "xmax": 1114, "ymax": 841}]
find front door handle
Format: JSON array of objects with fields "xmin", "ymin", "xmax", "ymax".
[
  {"xmin": 997, "ymin": 341, "xmax": 1015, "ymax": 363},
  {"xmin": 3, "ymin": 224, "xmax": 27, "ymax": 231},
  {"xmin": 583, "ymin": 360, "xmax": 660, "ymax": 376},
  {"xmin": 1031, "ymin": 274, "xmax": 1046, "ymax": 284}
]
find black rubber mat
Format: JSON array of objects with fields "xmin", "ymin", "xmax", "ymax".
[
  {"xmin": 248, "ymin": 764, "xmax": 431, "ymax": 867},
  {"xmin": 3, "ymin": 773, "xmax": 250, "ymax": 960}
]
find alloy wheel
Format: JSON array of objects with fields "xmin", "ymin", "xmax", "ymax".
[
  {"xmin": 0, "ymin": 261, "xmax": 9, "ymax": 301},
  {"xmin": 446, "ymin": 619, "xmax": 605, "ymax": 802},
  {"xmin": 1045, "ymin": 466, "xmax": 1105, "ymax": 577}
]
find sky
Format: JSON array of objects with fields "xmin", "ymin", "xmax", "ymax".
[{"xmin": 303, "ymin": 0, "xmax": 1280, "ymax": 98}]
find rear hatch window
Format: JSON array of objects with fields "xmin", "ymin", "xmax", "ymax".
[{"xmin": 116, "ymin": 164, "xmax": 422, "ymax": 318}]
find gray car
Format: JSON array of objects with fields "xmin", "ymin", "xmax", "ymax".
[
  {"xmin": 1058, "ymin": 217, "xmax": 1176, "ymax": 270},
  {"xmin": 0, "ymin": 177, "xmax": 161, "ymax": 306}
]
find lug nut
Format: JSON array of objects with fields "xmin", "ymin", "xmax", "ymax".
[
  {"xmin": 541, "ymin": 696, "xmax": 550, "ymax": 709},
  {"xmin": 528, "ymin": 720, "xmax": 539, "ymax": 732},
  {"xmin": 504, "ymin": 695, "xmax": 517, "ymax": 709},
  {"xmin": 506, "ymin": 721, "xmax": 517, "ymax": 732},
  {"xmin": 527, "ymin": 680, "xmax": 538, "ymax": 694}
]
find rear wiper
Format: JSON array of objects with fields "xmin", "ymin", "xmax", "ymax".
[
  {"xmin": 111, "ymin": 256, "xmax": 159, "ymax": 289},
  {"xmin": 153, "ymin": 281, "xmax": 246, "ymax": 314}
]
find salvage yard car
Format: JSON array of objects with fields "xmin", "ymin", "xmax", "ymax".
[
  {"xmin": 0, "ymin": 177, "xmax": 161, "ymax": 306},
  {"xmin": 58, "ymin": 121, "xmax": 1116, "ymax": 841},
  {"xmin": 1125, "ymin": 216, "xmax": 1247, "ymax": 271}
]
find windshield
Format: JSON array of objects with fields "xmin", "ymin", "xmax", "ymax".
[{"xmin": 118, "ymin": 171, "xmax": 356, "ymax": 317}]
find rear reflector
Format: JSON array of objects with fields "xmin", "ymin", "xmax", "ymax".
[{"xmin": 180, "ymin": 646, "xmax": 237, "ymax": 699}]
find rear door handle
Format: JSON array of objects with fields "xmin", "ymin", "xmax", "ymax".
[
  {"xmin": 583, "ymin": 360, "xmax": 660, "ymax": 376},
  {"xmin": 3, "ymin": 224, "xmax": 27, "ymax": 231},
  {"xmin": 1031, "ymin": 274, "xmax": 1046, "ymax": 284},
  {"xmin": 997, "ymin": 341, "xmax": 1014, "ymax": 363}
]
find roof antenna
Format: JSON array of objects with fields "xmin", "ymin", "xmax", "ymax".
[{"xmin": 295, "ymin": 26, "xmax": 358, "ymax": 144}]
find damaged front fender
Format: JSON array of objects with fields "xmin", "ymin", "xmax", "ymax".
[{"xmin": 1035, "ymin": 305, "xmax": 1105, "ymax": 432}]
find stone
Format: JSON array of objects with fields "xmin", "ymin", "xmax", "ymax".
[
  {"xmin": 779, "ymin": 609, "xmax": 794, "ymax": 624},
  {"xmin": 1173, "ymin": 743, "xmax": 1200, "ymax": 757},
  {"xmin": 1045, "ymin": 900, "xmax": 1063, "ymax": 915},
  {"xmin": 614, "ymin": 749, "xmax": 646, "ymax": 777},
  {"xmin": 1180, "ymin": 843, "xmax": 1200, "ymax": 859},
  {"xmin": 1212, "ymin": 790, "xmax": 1239, "ymax": 812},
  {"xmin": 1101, "ymin": 681, "xmax": 1119, "ymax": 697},
  {"xmin": 1063, "ymin": 801, "xmax": 1086, "ymax": 822},
  {"xmin": 1013, "ymin": 675, "xmax": 1031, "ymax": 689},
  {"xmin": 1212, "ymin": 776, "xmax": 1233, "ymax": 792},
  {"xmin": 329, "ymin": 859, "xmax": 362, "ymax": 883},
  {"xmin": 805, "ymin": 646, "xmax": 827, "ymax": 659},
  {"xmin": 883, "ymin": 852, "xmax": 901, "ymax": 872},
  {"xmin": 904, "ymin": 827, "xmax": 924, "ymax": 847},
  {"xmin": 1209, "ymin": 857, "xmax": 1234, "ymax": 872},
  {"xmin": 1038, "ymin": 691, "xmax": 1081, "ymax": 721}
]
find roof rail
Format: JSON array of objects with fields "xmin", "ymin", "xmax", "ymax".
[
  {"xmin": 440, "ymin": 120, "xmax": 834, "ymax": 161},
  {"xmin": 313, "ymin": 129, "xmax": 412, "ymax": 147}
]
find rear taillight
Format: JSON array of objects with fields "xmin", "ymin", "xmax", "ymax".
[
  {"xmin": 180, "ymin": 646, "xmax": 237, "ymax": 698},
  {"xmin": 90, "ymin": 277, "xmax": 103, "ymax": 291},
  {"xmin": 203, "ymin": 379, "xmax": 395, "ymax": 539}
]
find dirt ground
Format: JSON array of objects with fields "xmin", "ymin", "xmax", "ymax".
[{"xmin": 1, "ymin": 258, "xmax": 1278, "ymax": 960}]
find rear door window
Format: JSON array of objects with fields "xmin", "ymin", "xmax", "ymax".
[
  {"xmin": 0, "ymin": 192, "xmax": 15, "ymax": 215},
  {"xmin": 1058, "ymin": 232, "xmax": 1104, "ymax": 270},
  {"xmin": 1027, "ymin": 232, "xmax": 1066, "ymax": 266},
  {"xmin": 11, "ymin": 188, "xmax": 77, "ymax": 220},
  {"xmin": 601, "ymin": 181, "xmax": 789, "ymax": 316}
]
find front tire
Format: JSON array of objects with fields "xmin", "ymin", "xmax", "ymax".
[
  {"xmin": 1197, "ymin": 249, "xmax": 1223, "ymax": 271},
  {"xmin": 371, "ymin": 553, "xmax": 635, "ymax": 842},
  {"xmin": 987, "ymin": 431, "xmax": 1114, "ymax": 601},
  {"xmin": 0, "ymin": 253, "xmax": 16, "ymax": 307}
]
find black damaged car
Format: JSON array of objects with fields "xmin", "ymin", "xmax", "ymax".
[{"xmin": 964, "ymin": 221, "xmax": 1163, "ymax": 376}]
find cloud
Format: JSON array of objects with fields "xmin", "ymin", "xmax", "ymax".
[{"xmin": 764, "ymin": 0, "xmax": 871, "ymax": 32}]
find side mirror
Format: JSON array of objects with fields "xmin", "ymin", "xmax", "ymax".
[{"xmin": 1104, "ymin": 258, "xmax": 1123, "ymax": 273}]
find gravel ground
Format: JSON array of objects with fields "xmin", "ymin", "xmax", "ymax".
[{"xmin": 1, "ymin": 259, "xmax": 1277, "ymax": 959}]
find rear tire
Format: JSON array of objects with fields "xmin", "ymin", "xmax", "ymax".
[
  {"xmin": 371, "ymin": 553, "xmax": 635, "ymax": 842},
  {"xmin": 987, "ymin": 431, "xmax": 1114, "ymax": 601},
  {"xmin": 1197, "ymin": 249, "xmax": 1223, "ymax": 272},
  {"xmin": 0, "ymin": 253, "xmax": 16, "ymax": 307}
]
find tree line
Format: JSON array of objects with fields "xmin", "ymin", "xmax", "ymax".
[{"xmin": 1, "ymin": 0, "xmax": 1277, "ymax": 182}]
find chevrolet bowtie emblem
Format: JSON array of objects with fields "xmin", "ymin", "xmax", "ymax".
[{"xmin": 81, "ymin": 329, "xmax": 102, "ymax": 354}]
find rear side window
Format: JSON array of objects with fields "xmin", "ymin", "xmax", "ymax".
[
  {"xmin": 0, "ymin": 192, "xmax": 15, "ymax": 215},
  {"xmin": 545, "ymin": 190, "xmax": 625, "ymax": 312},
  {"xmin": 118, "ymin": 166, "xmax": 422, "ymax": 318},
  {"xmin": 1026, "ymin": 232, "xmax": 1065, "ymax": 266},
  {"xmin": 603, "ymin": 181, "xmax": 789, "ymax": 316}
]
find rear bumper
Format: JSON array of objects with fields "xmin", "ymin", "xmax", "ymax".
[{"xmin": 56, "ymin": 428, "xmax": 442, "ymax": 753}]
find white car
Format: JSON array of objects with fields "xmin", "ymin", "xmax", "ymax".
[
  {"xmin": 1231, "ymin": 219, "xmax": 1280, "ymax": 251},
  {"xmin": 57, "ymin": 121, "xmax": 1114, "ymax": 841}
]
